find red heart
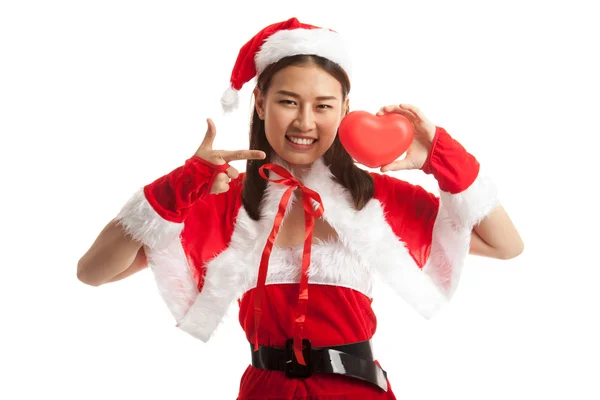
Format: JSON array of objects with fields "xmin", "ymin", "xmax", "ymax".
[{"xmin": 338, "ymin": 111, "xmax": 414, "ymax": 168}]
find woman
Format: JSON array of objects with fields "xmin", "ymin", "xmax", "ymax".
[{"xmin": 77, "ymin": 17, "xmax": 523, "ymax": 399}]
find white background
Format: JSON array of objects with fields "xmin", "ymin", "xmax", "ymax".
[{"xmin": 1, "ymin": 1, "xmax": 598, "ymax": 399}]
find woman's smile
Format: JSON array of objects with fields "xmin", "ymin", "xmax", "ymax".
[{"xmin": 285, "ymin": 135, "xmax": 319, "ymax": 151}]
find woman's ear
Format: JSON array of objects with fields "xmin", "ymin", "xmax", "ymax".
[
  {"xmin": 254, "ymin": 87, "xmax": 265, "ymax": 120},
  {"xmin": 343, "ymin": 97, "xmax": 350, "ymax": 116}
]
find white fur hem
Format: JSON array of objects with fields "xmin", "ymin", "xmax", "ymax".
[
  {"xmin": 147, "ymin": 241, "xmax": 200, "ymax": 326},
  {"xmin": 422, "ymin": 171, "xmax": 499, "ymax": 300},
  {"xmin": 116, "ymin": 188, "xmax": 201, "ymax": 330},
  {"xmin": 115, "ymin": 188, "xmax": 184, "ymax": 250},
  {"xmin": 440, "ymin": 172, "xmax": 499, "ymax": 228}
]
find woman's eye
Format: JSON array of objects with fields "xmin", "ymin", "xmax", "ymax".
[
  {"xmin": 280, "ymin": 100, "xmax": 296, "ymax": 105},
  {"xmin": 318, "ymin": 104, "xmax": 333, "ymax": 109}
]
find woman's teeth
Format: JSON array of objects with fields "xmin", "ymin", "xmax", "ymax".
[{"xmin": 286, "ymin": 136, "xmax": 316, "ymax": 145}]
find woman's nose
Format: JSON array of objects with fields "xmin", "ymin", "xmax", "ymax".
[{"xmin": 294, "ymin": 108, "xmax": 316, "ymax": 132}]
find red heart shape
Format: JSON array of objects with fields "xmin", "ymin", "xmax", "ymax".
[{"xmin": 338, "ymin": 111, "xmax": 414, "ymax": 168}]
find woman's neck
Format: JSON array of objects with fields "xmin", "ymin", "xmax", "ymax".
[
  {"xmin": 271, "ymin": 154, "xmax": 314, "ymax": 181},
  {"xmin": 288, "ymin": 163, "xmax": 312, "ymax": 179}
]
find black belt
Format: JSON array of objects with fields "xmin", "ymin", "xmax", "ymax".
[{"xmin": 251, "ymin": 339, "xmax": 388, "ymax": 392}]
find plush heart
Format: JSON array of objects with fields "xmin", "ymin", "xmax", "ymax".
[{"xmin": 338, "ymin": 111, "xmax": 414, "ymax": 168}]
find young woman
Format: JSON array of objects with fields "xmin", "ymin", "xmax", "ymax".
[{"xmin": 77, "ymin": 17, "xmax": 523, "ymax": 399}]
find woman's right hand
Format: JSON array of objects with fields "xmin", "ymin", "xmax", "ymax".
[{"xmin": 195, "ymin": 118, "xmax": 266, "ymax": 194}]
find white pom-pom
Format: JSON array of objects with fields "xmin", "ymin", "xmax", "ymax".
[{"xmin": 220, "ymin": 86, "xmax": 239, "ymax": 113}]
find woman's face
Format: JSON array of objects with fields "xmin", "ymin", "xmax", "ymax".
[{"xmin": 255, "ymin": 63, "xmax": 348, "ymax": 169}]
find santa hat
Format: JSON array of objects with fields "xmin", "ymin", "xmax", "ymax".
[{"xmin": 220, "ymin": 17, "xmax": 352, "ymax": 112}]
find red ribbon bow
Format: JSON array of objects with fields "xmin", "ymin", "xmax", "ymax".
[{"xmin": 254, "ymin": 163, "xmax": 324, "ymax": 366}]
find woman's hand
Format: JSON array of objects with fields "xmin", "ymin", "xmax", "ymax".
[
  {"xmin": 375, "ymin": 104, "xmax": 437, "ymax": 172},
  {"xmin": 195, "ymin": 118, "xmax": 266, "ymax": 194}
]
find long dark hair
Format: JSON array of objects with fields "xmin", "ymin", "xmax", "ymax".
[{"xmin": 242, "ymin": 54, "xmax": 374, "ymax": 221}]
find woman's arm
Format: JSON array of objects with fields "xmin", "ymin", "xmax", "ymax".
[
  {"xmin": 106, "ymin": 246, "xmax": 148, "ymax": 283},
  {"xmin": 376, "ymin": 104, "xmax": 523, "ymax": 262},
  {"xmin": 76, "ymin": 120, "xmax": 259, "ymax": 287},
  {"xmin": 469, "ymin": 205, "xmax": 524, "ymax": 259},
  {"xmin": 77, "ymin": 219, "xmax": 146, "ymax": 286}
]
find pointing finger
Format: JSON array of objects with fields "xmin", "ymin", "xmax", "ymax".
[
  {"xmin": 199, "ymin": 118, "xmax": 217, "ymax": 150},
  {"xmin": 221, "ymin": 149, "xmax": 267, "ymax": 162}
]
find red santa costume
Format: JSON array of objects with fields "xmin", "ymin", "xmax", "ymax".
[{"xmin": 115, "ymin": 18, "xmax": 499, "ymax": 400}]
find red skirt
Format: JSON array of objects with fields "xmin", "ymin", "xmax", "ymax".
[{"xmin": 236, "ymin": 361, "xmax": 397, "ymax": 400}]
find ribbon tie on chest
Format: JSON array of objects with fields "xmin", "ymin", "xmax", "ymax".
[{"xmin": 254, "ymin": 163, "xmax": 324, "ymax": 366}]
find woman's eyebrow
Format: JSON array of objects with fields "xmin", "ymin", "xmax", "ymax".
[{"xmin": 275, "ymin": 90, "xmax": 338, "ymax": 101}]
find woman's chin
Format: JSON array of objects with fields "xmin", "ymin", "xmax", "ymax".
[{"xmin": 278, "ymin": 152, "xmax": 319, "ymax": 167}]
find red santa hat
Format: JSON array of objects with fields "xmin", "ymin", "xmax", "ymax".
[{"xmin": 220, "ymin": 17, "xmax": 353, "ymax": 112}]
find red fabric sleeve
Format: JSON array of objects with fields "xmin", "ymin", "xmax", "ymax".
[
  {"xmin": 143, "ymin": 156, "xmax": 230, "ymax": 223},
  {"xmin": 421, "ymin": 126, "xmax": 480, "ymax": 194}
]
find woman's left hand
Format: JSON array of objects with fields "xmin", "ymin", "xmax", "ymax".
[{"xmin": 376, "ymin": 104, "xmax": 437, "ymax": 173}]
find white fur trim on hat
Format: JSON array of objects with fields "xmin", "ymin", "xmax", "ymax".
[{"xmin": 255, "ymin": 28, "xmax": 352, "ymax": 77}]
